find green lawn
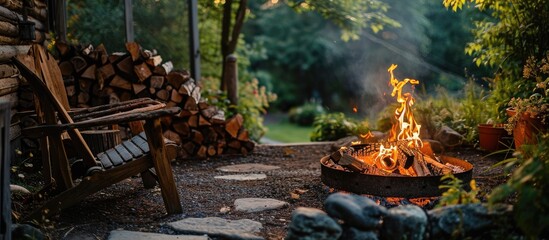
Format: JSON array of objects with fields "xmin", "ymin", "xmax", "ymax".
[{"xmin": 263, "ymin": 121, "xmax": 313, "ymax": 143}]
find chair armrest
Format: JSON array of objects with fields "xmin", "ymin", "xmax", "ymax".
[
  {"xmin": 22, "ymin": 107, "xmax": 180, "ymax": 138},
  {"xmin": 72, "ymin": 98, "xmax": 162, "ymax": 121}
]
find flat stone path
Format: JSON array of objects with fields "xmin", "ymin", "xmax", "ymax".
[
  {"xmin": 166, "ymin": 217, "xmax": 264, "ymax": 240},
  {"xmin": 216, "ymin": 163, "xmax": 280, "ymax": 173},
  {"xmin": 214, "ymin": 173, "xmax": 267, "ymax": 181},
  {"xmin": 111, "ymin": 164, "xmax": 286, "ymax": 239},
  {"xmin": 234, "ymin": 198, "xmax": 289, "ymax": 213},
  {"xmin": 108, "ymin": 230, "xmax": 209, "ymax": 240}
]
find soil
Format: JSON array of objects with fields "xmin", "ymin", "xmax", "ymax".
[{"xmin": 17, "ymin": 142, "xmax": 510, "ymax": 240}]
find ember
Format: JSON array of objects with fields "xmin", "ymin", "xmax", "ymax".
[{"xmin": 320, "ymin": 65, "xmax": 473, "ymax": 198}]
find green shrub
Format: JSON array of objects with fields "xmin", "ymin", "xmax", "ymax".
[
  {"xmin": 488, "ymin": 133, "xmax": 549, "ymax": 238},
  {"xmin": 201, "ymin": 77, "xmax": 277, "ymax": 142},
  {"xmin": 437, "ymin": 174, "xmax": 480, "ymax": 208},
  {"xmin": 310, "ymin": 112, "xmax": 369, "ymax": 141},
  {"xmin": 288, "ymin": 101, "xmax": 326, "ymax": 126}
]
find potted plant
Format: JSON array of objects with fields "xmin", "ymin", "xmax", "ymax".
[
  {"xmin": 478, "ymin": 123, "xmax": 512, "ymax": 152},
  {"xmin": 505, "ymin": 56, "xmax": 549, "ymax": 149}
]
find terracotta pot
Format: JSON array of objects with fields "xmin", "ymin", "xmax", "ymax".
[
  {"xmin": 477, "ymin": 124, "xmax": 511, "ymax": 152},
  {"xmin": 507, "ymin": 108, "xmax": 547, "ymax": 149}
]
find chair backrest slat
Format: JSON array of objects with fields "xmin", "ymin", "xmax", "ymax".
[{"xmin": 13, "ymin": 45, "xmax": 98, "ymax": 169}]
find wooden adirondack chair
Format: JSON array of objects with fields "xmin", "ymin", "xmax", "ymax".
[{"xmin": 13, "ymin": 44, "xmax": 182, "ymax": 221}]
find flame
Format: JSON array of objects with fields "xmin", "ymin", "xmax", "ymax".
[{"xmin": 375, "ymin": 64, "xmax": 423, "ymax": 172}]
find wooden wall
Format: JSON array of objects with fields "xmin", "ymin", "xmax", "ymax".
[{"xmin": 0, "ymin": 0, "xmax": 47, "ymax": 162}]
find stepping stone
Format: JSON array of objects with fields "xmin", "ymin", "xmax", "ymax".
[
  {"xmin": 216, "ymin": 163, "xmax": 280, "ymax": 173},
  {"xmin": 166, "ymin": 217, "xmax": 263, "ymax": 240},
  {"xmin": 234, "ymin": 198, "xmax": 289, "ymax": 213},
  {"xmin": 108, "ymin": 230, "xmax": 209, "ymax": 240},
  {"xmin": 214, "ymin": 173, "xmax": 267, "ymax": 181}
]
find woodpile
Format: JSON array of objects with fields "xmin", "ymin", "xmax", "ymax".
[{"xmin": 55, "ymin": 42, "xmax": 254, "ymax": 159}]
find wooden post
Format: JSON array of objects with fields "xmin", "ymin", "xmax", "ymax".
[
  {"xmin": 188, "ymin": 0, "xmax": 200, "ymax": 82},
  {"xmin": 224, "ymin": 54, "xmax": 238, "ymax": 105},
  {"xmin": 1, "ymin": 101, "xmax": 11, "ymax": 240},
  {"xmin": 124, "ymin": 0, "xmax": 134, "ymax": 42}
]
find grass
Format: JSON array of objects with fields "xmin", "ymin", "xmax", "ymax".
[{"xmin": 263, "ymin": 120, "xmax": 313, "ymax": 143}]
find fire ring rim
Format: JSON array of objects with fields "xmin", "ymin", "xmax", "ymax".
[{"xmin": 320, "ymin": 154, "xmax": 473, "ymax": 198}]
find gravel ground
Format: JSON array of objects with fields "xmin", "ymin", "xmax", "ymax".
[{"xmin": 20, "ymin": 143, "xmax": 509, "ymax": 240}]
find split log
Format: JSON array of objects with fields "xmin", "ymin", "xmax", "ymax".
[
  {"xmin": 155, "ymin": 89, "xmax": 169, "ymax": 102},
  {"xmin": 115, "ymin": 55, "xmax": 134, "ymax": 78},
  {"xmin": 97, "ymin": 64, "xmax": 115, "ymax": 84},
  {"xmin": 70, "ymin": 56, "xmax": 87, "ymax": 73},
  {"xmin": 423, "ymin": 155, "xmax": 452, "ymax": 175},
  {"xmin": 80, "ymin": 64, "xmax": 96, "ymax": 80},
  {"xmin": 170, "ymin": 89, "xmax": 183, "ymax": 104},
  {"xmin": 191, "ymin": 129, "xmax": 203, "ymax": 144},
  {"xmin": 134, "ymin": 62, "xmax": 152, "ymax": 82},
  {"xmin": 59, "ymin": 61, "xmax": 74, "ymax": 76},
  {"xmin": 338, "ymin": 154, "xmax": 397, "ymax": 176},
  {"xmin": 150, "ymin": 75, "xmax": 164, "ymax": 89},
  {"xmin": 146, "ymin": 55, "xmax": 162, "ymax": 67},
  {"xmin": 153, "ymin": 61, "xmax": 173, "ymax": 75},
  {"xmin": 166, "ymin": 70, "xmax": 189, "ymax": 88},
  {"xmin": 125, "ymin": 42, "xmax": 141, "ymax": 61},
  {"xmin": 163, "ymin": 130, "xmax": 181, "ymax": 145},
  {"xmin": 173, "ymin": 120, "xmax": 190, "ymax": 136},
  {"xmin": 225, "ymin": 114, "xmax": 243, "ymax": 138},
  {"xmin": 109, "ymin": 75, "xmax": 132, "ymax": 90},
  {"xmin": 132, "ymin": 83, "xmax": 147, "ymax": 95}
]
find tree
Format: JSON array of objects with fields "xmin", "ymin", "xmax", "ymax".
[
  {"xmin": 443, "ymin": 0, "xmax": 549, "ymax": 105},
  {"xmin": 216, "ymin": 0, "xmax": 399, "ymax": 93}
]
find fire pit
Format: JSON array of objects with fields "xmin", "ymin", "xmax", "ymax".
[
  {"xmin": 321, "ymin": 64, "xmax": 474, "ymax": 198},
  {"xmin": 320, "ymin": 148, "xmax": 473, "ymax": 198}
]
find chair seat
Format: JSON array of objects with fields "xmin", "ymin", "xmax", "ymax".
[{"xmin": 97, "ymin": 132, "xmax": 149, "ymax": 170}]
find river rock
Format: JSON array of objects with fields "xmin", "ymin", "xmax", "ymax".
[
  {"xmin": 324, "ymin": 193, "xmax": 387, "ymax": 230},
  {"xmin": 434, "ymin": 126, "xmax": 463, "ymax": 147},
  {"xmin": 286, "ymin": 207, "xmax": 342, "ymax": 240},
  {"xmin": 380, "ymin": 204, "xmax": 427, "ymax": 240},
  {"xmin": 428, "ymin": 203, "xmax": 514, "ymax": 238},
  {"xmin": 340, "ymin": 225, "xmax": 379, "ymax": 240}
]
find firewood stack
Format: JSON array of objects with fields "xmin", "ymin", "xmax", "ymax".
[{"xmin": 55, "ymin": 42, "xmax": 254, "ymax": 159}]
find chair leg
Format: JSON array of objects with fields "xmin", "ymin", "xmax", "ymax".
[
  {"xmin": 141, "ymin": 169, "xmax": 157, "ymax": 189},
  {"xmin": 144, "ymin": 118, "xmax": 182, "ymax": 214}
]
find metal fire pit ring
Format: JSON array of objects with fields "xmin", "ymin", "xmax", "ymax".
[{"xmin": 320, "ymin": 154, "xmax": 473, "ymax": 198}]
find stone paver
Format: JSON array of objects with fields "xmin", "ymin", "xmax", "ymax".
[
  {"xmin": 108, "ymin": 230, "xmax": 209, "ymax": 240},
  {"xmin": 216, "ymin": 163, "xmax": 280, "ymax": 173},
  {"xmin": 214, "ymin": 173, "xmax": 267, "ymax": 181},
  {"xmin": 234, "ymin": 198, "xmax": 289, "ymax": 213},
  {"xmin": 166, "ymin": 217, "xmax": 263, "ymax": 240}
]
